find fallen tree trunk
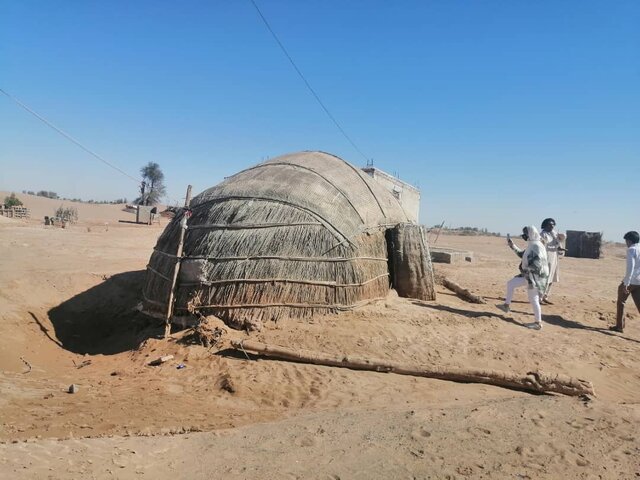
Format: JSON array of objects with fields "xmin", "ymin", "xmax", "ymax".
[
  {"xmin": 441, "ymin": 277, "xmax": 486, "ymax": 304},
  {"xmin": 231, "ymin": 340, "xmax": 594, "ymax": 397}
]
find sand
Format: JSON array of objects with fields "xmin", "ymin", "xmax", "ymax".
[{"xmin": 0, "ymin": 208, "xmax": 638, "ymax": 479}]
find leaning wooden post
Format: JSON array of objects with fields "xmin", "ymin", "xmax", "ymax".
[
  {"xmin": 432, "ymin": 220, "xmax": 445, "ymax": 245},
  {"xmin": 164, "ymin": 185, "xmax": 192, "ymax": 338}
]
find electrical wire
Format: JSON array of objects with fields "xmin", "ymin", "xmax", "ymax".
[
  {"xmin": 1, "ymin": 87, "xmax": 186, "ymax": 206},
  {"xmin": 248, "ymin": 0, "xmax": 370, "ymax": 162},
  {"xmin": 0, "ymin": 87, "xmax": 141, "ymax": 185}
]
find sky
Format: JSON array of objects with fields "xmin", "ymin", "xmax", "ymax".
[{"xmin": 1, "ymin": 1, "xmax": 638, "ymax": 240}]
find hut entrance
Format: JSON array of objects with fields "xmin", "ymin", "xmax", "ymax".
[
  {"xmin": 386, "ymin": 223, "xmax": 436, "ymax": 301},
  {"xmin": 385, "ymin": 228, "xmax": 396, "ymax": 290}
]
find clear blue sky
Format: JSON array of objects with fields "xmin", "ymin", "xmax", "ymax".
[{"xmin": 1, "ymin": 1, "xmax": 638, "ymax": 240}]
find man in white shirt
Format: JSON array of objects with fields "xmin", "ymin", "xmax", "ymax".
[{"xmin": 611, "ymin": 231, "xmax": 640, "ymax": 333}]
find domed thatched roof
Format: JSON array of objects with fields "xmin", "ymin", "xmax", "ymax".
[
  {"xmin": 194, "ymin": 150, "xmax": 410, "ymax": 238},
  {"xmin": 142, "ymin": 151, "xmax": 418, "ymax": 328}
]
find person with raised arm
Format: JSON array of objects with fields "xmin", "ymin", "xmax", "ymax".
[{"xmin": 496, "ymin": 226, "xmax": 549, "ymax": 330}]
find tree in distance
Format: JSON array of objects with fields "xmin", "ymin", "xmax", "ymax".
[
  {"xmin": 136, "ymin": 162, "xmax": 166, "ymax": 206},
  {"xmin": 36, "ymin": 191, "xmax": 59, "ymax": 199},
  {"xmin": 3, "ymin": 193, "xmax": 23, "ymax": 208}
]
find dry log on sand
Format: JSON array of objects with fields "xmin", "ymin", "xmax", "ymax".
[
  {"xmin": 441, "ymin": 277, "xmax": 486, "ymax": 304},
  {"xmin": 231, "ymin": 340, "xmax": 594, "ymax": 397}
]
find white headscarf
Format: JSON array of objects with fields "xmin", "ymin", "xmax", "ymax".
[{"xmin": 520, "ymin": 225, "xmax": 548, "ymax": 274}]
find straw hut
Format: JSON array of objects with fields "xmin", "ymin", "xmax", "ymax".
[{"xmin": 142, "ymin": 151, "xmax": 435, "ymax": 329}]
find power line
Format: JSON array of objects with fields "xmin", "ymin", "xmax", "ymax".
[
  {"xmin": 0, "ymin": 87, "xmax": 141, "ymax": 185},
  {"xmin": 2, "ymin": 87, "xmax": 185, "ymax": 206},
  {"xmin": 248, "ymin": 0, "xmax": 370, "ymax": 162}
]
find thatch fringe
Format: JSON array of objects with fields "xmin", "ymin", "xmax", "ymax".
[
  {"xmin": 176, "ymin": 273, "xmax": 390, "ymax": 288},
  {"xmin": 141, "ymin": 292, "xmax": 387, "ymax": 311},
  {"xmin": 146, "ymin": 265, "xmax": 172, "ymax": 282},
  {"xmin": 153, "ymin": 251, "xmax": 388, "ymax": 263},
  {"xmin": 142, "ymin": 293, "xmax": 165, "ymax": 308},
  {"xmin": 193, "ymin": 196, "xmax": 353, "ymax": 246},
  {"xmin": 143, "ymin": 197, "xmax": 393, "ymax": 328},
  {"xmin": 192, "ymin": 298, "xmax": 387, "ymax": 310},
  {"xmin": 177, "ymin": 274, "xmax": 390, "ymax": 320}
]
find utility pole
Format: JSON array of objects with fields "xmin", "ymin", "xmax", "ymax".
[{"xmin": 140, "ymin": 181, "xmax": 146, "ymax": 205}]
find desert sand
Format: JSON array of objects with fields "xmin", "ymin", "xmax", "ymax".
[{"xmin": 0, "ymin": 193, "xmax": 638, "ymax": 479}]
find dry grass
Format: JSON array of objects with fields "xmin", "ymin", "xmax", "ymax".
[
  {"xmin": 143, "ymin": 199, "xmax": 392, "ymax": 328},
  {"xmin": 141, "ymin": 151, "xmax": 432, "ymax": 329}
]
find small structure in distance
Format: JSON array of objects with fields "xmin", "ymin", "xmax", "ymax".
[
  {"xmin": 565, "ymin": 230, "xmax": 602, "ymax": 259},
  {"xmin": 136, "ymin": 205, "xmax": 158, "ymax": 225}
]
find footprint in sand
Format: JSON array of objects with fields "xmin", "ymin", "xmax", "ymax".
[
  {"xmin": 409, "ymin": 426, "xmax": 431, "ymax": 442},
  {"xmin": 294, "ymin": 435, "xmax": 316, "ymax": 447}
]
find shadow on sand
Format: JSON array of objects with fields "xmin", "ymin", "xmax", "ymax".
[
  {"xmin": 45, "ymin": 270, "xmax": 163, "ymax": 355},
  {"xmin": 216, "ymin": 348, "xmax": 260, "ymax": 361},
  {"xmin": 414, "ymin": 302, "xmax": 640, "ymax": 342},
  {"xmin": 412, "ymin": 301, "xmax": 525, "ymax": 328},
  {"xmin": 542, "ymin": 314, "xmax": 640, "ymax": 345}
]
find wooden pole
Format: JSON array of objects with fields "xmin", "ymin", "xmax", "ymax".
[
  {"xmin": 441, "ymin": 277, "xmax": 486, "ymax": 304},
  {"xmin": 432, "ymin": 220, "xmax": 445, "ymax": 244},
  {"xmin": 230, "ymin": 340, "xmax": 595, "ymax": 397},
  {"xmin": 164, "ymin": 185, "xmax": 192, "ymax": 338}
]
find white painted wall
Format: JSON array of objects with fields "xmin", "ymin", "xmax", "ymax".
[{"xmin": 362, "ymin": 167, "xmax": 420, "ymax": 223}]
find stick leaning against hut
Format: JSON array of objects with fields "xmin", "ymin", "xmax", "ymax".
[{"xmin": 142, "ymin": 151, "xmax": 436, "ymax": 330}]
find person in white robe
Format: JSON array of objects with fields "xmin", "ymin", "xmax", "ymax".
[
  {"xmin": 497, "ymin": 226, "xmax": 549, "ymax": 330},
  {"xmin": 539, "ymin": 218, "xmax": 566, "ymax": 304}
]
